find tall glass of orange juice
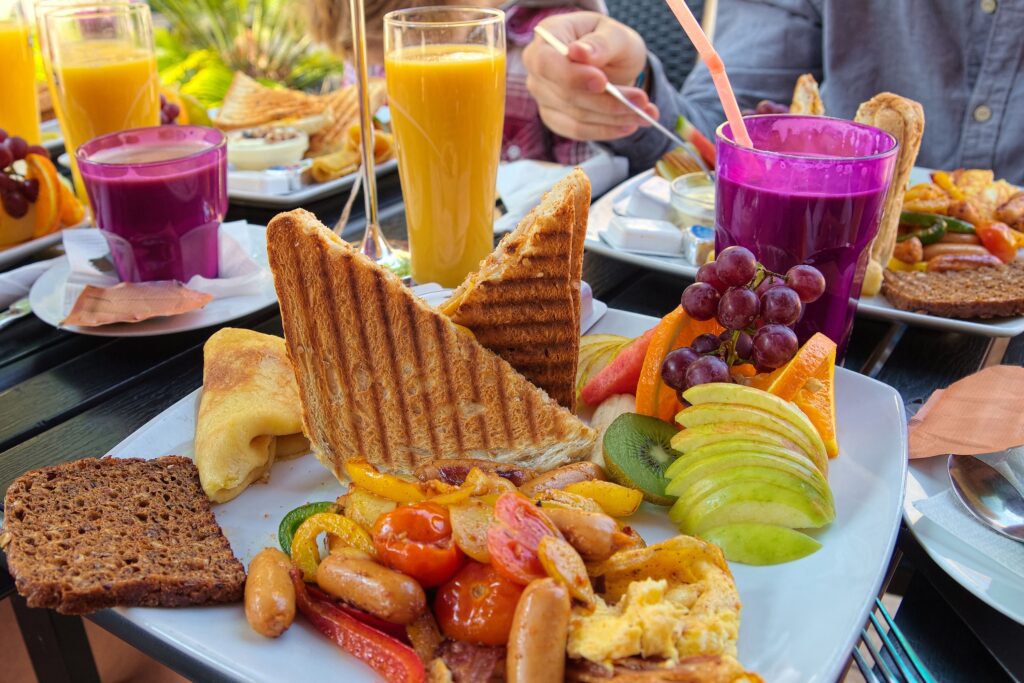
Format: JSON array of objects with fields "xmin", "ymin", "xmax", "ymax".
[
  {"xmin": 0, "ymin": 0, "xmax": 41, "ymax": 144},
  {"xmin": 42, "ymin": 2, "xmax": 159, "ymax": 203},
  {"xmin": 384, "ymin": 7, "xmax": 505, "ymax": 287}
]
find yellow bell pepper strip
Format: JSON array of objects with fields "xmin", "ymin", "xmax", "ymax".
[
  {"xmin": 346, "ymin": 459, "xmax": 426, "ymax": 503},
  {"xmin": 293, "ymin": 573, "xmax": 426, "ymax": 683},
  {"xmin": 564, "ymin": 480, "xmax": 644, "ymax": 518},
  {"xmin": 278, "ymin": 501, "xmax": 338, "ymax": 555},
  {"xmin": 887, "ymin": 258, "xmax": 927, "ymax": 273},
  {"xmin": 291, "ymin": 512, "xmax": 375, "ymax": 581},
  {"xmin": 932, "ymin": 170, "xmax": 965, "ymax": 201}
]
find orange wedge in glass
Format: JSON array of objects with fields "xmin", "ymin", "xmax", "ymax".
[
  {"xmin": 635, "ymin": 306, "xmax": 723, "ymax": 423},
  {"xmin": 25, "ymin": 153, "xmax": 62, "ymax": 238}
]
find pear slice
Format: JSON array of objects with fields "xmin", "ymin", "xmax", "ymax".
[
  {"xmin": 676, "ymin": 403, "xmax": 826, "ymax": 468},
  {"xmin": 665, "ymin": 450, "xmax": 831, "ymax": 502},
  {"xmin": 701, "ymin": 523, "xmax": 822, "ymax": 565},
  {"xmin": 665, "ymin": 439, "xmax": 820, "ymax": 479},
  {"xmin": 681, "ymin": 383, "xmax": 828, "ymax": 467},
  {"xmin": 669, "ymin": 480, "xmax": 834, "ymax": 534},
  {"xmin": 670, "ymin": 423, "xmax": 828, "ymax": 476}
]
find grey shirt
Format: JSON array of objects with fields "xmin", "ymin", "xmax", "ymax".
[{"xmin": 609, "ymin": 0, "xmax": 1024, "ymax": 183}]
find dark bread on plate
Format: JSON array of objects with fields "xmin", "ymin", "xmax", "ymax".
[
  {"xmin": 1, "ymin": 456, "xmax": 245, "ymax": 615},
  {"xmin": 881, "ymin": 261, "xmax": 1024, "ymax": 319}
]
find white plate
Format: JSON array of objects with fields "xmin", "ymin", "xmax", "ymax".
[
  {"xmin": 588, "ymin": 169, "xmax": 1024, "ymax": 338},
  {"xmin": 904, "ymin": 453, "xmax": 1024, "ymax": 625},
  {"xmin": 95, "ymin": 307, "xmax": 906, "ymax": 683},
  {"xmin": 228, "ymin": 159, "xmax": 399, "ymax": 208},
  {"xmin": 28, "ymin": 223, "xmax": 277, "ymax": 337},
  {"xmin": 0, "ymin": 229, "xmax": 67, "ymax": 271}
]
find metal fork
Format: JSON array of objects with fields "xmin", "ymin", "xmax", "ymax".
[{"xmin": 852, "ymin": 598, "xmax": 936, "ymax": 683}]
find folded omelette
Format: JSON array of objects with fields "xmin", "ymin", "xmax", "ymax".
[{"xmin": 195, "ymin": 328, "xmax": 309, "ymax": 503}]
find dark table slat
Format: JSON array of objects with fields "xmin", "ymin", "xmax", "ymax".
[
  {"xmin": 0, "ymin": 306, "xmax": 280, "ymax": 454},
  {"xmin": 0, "ymin": 316, "xmax": 108, "ymax": 377}
]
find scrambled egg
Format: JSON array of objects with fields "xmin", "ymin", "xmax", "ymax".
[{"xmin": 567, "ymin": 577, "xmax": 740, "ymax": 669}]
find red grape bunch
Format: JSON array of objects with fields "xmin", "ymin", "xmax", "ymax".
[
  {"xmin": 160, "ymin": 94, "xmax": 181, "ymax": 126},
  {"xmin": 0, "ymin": 129, "xmax": 49, "ymax": 219},
  {"xmin": 661, "ymin": 246, "xmax": 826, "ymax": 394}
]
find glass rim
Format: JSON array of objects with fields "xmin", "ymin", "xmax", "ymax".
[
  {"xmin": 383, "ymin": 6, "xmax": 504, "ymax": 29},
  {"xmin": 76, "ymin": 125, "xmax": 226, "ymax": 169},
  {"xmin": 44, "ymin": 1, "xmax": 150, "ymax": 21},
  {"xmin": 715, "ymin": 114, "xmax": 899, "ymax": 163}
]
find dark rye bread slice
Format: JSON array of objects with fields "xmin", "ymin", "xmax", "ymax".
[
  {"xmin": 1, "ymin": 456, "xmax": 245, "ymax": 615},
  {"xmin": 881, "ymin": 261, "xmax": 1024, "ymax": 319}
]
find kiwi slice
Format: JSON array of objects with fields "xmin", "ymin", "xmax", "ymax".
[{"xmin": 603, "ymin": 413, "xmax": 682, "ymax": 506}]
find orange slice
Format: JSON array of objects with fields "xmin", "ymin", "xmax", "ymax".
[
  {"xmin": 57, "ymin": 176, "xmax": 85, "ymax": 227},
  {"xmin": 635, "ymin": 306, "xmax": 723, "ymax": 424},
  {"xmin": 25, "ymin": 153, "xmax": 61, "ymax": 238},
  {"xmin": 750, "ymin": 332, "xmax": 835, "ymax": 400},
  {"xmin": 794, "ymin": 348, "xmax": 838, "ymax": 458}
]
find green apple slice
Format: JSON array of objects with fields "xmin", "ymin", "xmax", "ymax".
[
  {"xmin": 701, "ymin": 523, "xmax": 822, "ymax": 565},
  {"xmin": 676, "ymin": 403, "xmax": 826, "ymax": 468},
  {"xmin": 669, "ymin": 480, "xmax": 835, "ymax": 534},
  {"xmin": 665, "ymin": 451, "xmax": 831, "ymax": 502},
  {"xmin": 670, "ymin": 423, "xmax": 828, "ymax": 476},
  {"xmin": 681, "ymin": 384, "xmax": 828, "ymax": 466},
  {"xmin": 665, "ymin": 440, "xmax": 820, "ymax": 479},
  {"xmin": 667, "ymin": 466, "xmax": 833, "ymax": 519}
]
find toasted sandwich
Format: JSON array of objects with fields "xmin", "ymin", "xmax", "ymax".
[
  {"xmin": 438, "ymin": 169, "xmax": 591, "ymax": 411},
  {"xmin": 306, "ymin": 80, "xmax": 387, "ymax": 157},
  {"xmin": 214, "ymin": 72, "xmax": 329, "ymax": 132},
  {"xmin": 266, "ymin": 209, "xmax": 596, "ymax": 478}
]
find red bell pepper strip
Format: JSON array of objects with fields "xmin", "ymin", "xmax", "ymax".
[
  {"xmin": 293, "ymin": 572, "xmax": 426, "ymax": 683},
  {"xmin": 307, "ymin": 585, "xmax": 410, "ymax": 643}
]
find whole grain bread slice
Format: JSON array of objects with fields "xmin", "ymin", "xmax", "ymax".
[
  {"xmin": 1, "ymin": 456, "xmax": 245, "ymax": 615},
  {"xmin": 881, "ymin": 261, "xmax": 1024, "ymax": 319}
]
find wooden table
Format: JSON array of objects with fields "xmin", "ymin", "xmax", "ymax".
[{"xmin": 1, "ymin": 189, "xmax": 1022, "ymax": 682}]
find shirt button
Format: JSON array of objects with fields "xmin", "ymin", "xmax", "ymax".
[
  {"xmin": 980, "ymin": 0, "xmax": 997, "ymax": 14},
  {"xmin": 507, "ymin": 144, "xmax": 521, "ymax": 160},
  {"xmin": 973, "ymin": 104, "xmax": 992, "ymax": 122}
]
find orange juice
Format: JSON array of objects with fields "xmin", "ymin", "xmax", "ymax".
[
  {"xmin": 386, "ymin": 44, "xmax": 505, "ymax": 287},
  {"xmin": 56, "ymin": 40, "xmax": 159, "ymax": 200},
  {"xmin": 0, "ymin": 21, "xmax": 41, "ymax": 143}
]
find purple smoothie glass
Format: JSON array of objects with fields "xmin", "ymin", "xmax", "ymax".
[
  {"xmin": 715, "ymin": 115, "xmax": 898, "ymax": 358},
  {"xmin": 77, "ymin": 125, "xmax": 227, "ymax": 283}
]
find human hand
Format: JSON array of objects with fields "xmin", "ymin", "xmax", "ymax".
[{"xmin": 523, "ymin": 12, "xmax": 658, "ymax": 141}]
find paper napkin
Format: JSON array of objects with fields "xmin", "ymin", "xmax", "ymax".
[
  {"xmin": 496, "ymin": 152, "xmax": 629, "ymax": 223},
  {"xmin": 914, "ymin": 448, "xmax": 1024, "ymax": 580},
  {"xmin": 908, "ymin": 366, "xmax": 1024, "ymax": 459},
  {"xmin": 60, "ymin": 221, "xmax": 269, "ymax": 316},
  {"xmin": 0, "ymin": 258, "xmax": 58, "ymax": 309}
]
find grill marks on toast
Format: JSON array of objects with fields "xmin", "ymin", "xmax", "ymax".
[
  {"xmin": 404, "ymin": 295, "xmax": 441, "ymax": 461},
  {"xmin": 442, "ymin": 170, "xmax": 590, "ymax": 410},
  {"xmin": 266, "ymin": 210, "xmax": 596, "ymax": 476}
]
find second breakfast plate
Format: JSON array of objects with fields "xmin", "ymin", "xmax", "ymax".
[
  {"xmin": 587, "ymin": 169, "xmax": 1024, "ymax": 338},
  {"xmin": 28, "ymin": 223, "xmax": 278, "ymax": 337},
  {"xmin": 89, "ymin": 308, "xmax": 908, "ymax": 683}
]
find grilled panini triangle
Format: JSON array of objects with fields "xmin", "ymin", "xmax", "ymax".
[
  {"xmin": 267, "ymin": 210, "xmax": 596, "ymax": 478},
  {"xmin": 440, "ymin": 169, "xmax": 591, "ymax": 410}
]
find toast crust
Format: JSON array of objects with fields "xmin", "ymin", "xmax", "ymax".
[
  {"xmin": 441, "ymin": 169, "xmax": 591, "ymax": 410},
  {"xmin": 267, "ymin": 210, "xmax": 596, "ymax": 478},
  {"xmin": 2, "ymin": 456, "xmax": 245, "ymax": 615}
]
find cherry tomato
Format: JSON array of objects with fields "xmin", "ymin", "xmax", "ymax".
[
  {"xmin": 976, "ymin": 221, "xmax": 1018, "ymax": 264},
  {"xmin": 373, "ymin": 502, "xmax": 464, "ymax": 587},
  {"xmin": 486, "ymin": 492, "xmax": 563, "ymax": 585},
  {"xmin": 434, "ymin": 561, "xmax": 524, "ymax": 646}
]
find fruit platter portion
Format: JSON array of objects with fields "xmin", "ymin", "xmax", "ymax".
[
  {"xmin": 0, "ymin": 130, "xmax": 86, "ymax": 261},
  {"xmin": 579, "ymin": 247, "xmax": 839, "ymax": 566}
]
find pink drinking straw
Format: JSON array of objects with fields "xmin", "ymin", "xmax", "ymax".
[{"xmin": 663, "ymin": 0, "xmax": 753, "ymax": 148}]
